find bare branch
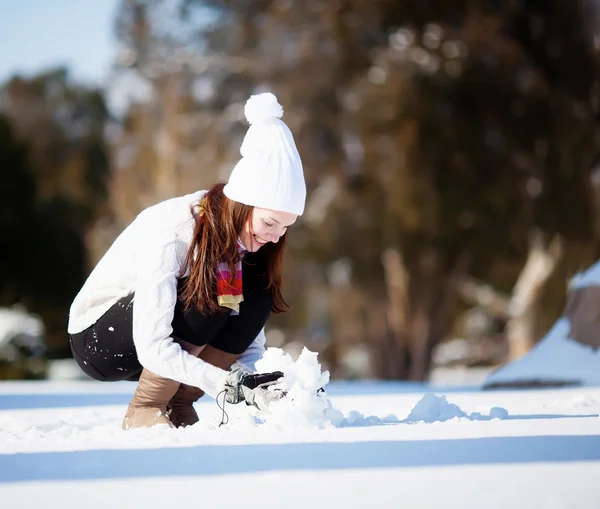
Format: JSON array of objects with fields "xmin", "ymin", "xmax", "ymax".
[{"xmin": 457, "ymin": 277, "xmax": 511, "ymax": 319}]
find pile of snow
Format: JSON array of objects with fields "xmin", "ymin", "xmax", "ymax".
[
  {"xmin": 406, "ymin": 394, "xmax": 468, "ymax": 422},
  {"xmin": 254, "ymin": 347, "xmax": 345, "ymax": 429},
  {"xmin": 241, "ymin": 347, "xmax": 402, "ymax": 429},
  {"xmin": 248, "ymin": 348, "xmax": 508, "ymax": 427},
  {"xmin": 405, "ymin": 393, "xmax": 508, "ymax": 423},
  {"xmin": 484, "ymin": 262, "xmax": 600, "ymax": 389}
]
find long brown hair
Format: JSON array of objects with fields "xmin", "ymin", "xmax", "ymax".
[{"xmin": 180, "ymin": 183, "xmax": 289, "ymax": 315}]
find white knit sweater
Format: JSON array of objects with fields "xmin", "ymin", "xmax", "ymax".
[{"xmin": 67, "ymin": 190, "xmax": 266, "ymax": 399}]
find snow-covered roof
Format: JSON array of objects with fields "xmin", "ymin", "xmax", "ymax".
[
  {"xmin": 484, "ymin": 318, "xmax": 600, "ymax": 388},
  {"xmin": 483, "ymin": 262, "xmax": 600, "ymax": 388},
  {"xmin": 569, "ymin": 261, "xmax": 600, "ymax": 289}
]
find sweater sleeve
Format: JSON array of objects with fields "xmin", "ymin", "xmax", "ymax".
[
  {"xmin": 132, "ymin": 227, "xmax": 228, "ymax": 399},
  {"xmin": 231, "ymin": 328, "xmax": 266, "ymax": 373}
]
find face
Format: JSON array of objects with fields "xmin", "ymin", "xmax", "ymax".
[{"xmin": 239, "ymin": 208, "xmax": 298, "ymax": 252}]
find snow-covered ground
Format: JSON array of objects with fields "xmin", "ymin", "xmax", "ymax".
[{"xmin": 2, "ymin": 351, "xmax": 600, "ymax": 509}]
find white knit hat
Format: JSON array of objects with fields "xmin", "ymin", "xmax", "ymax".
[{"xmin": 223, "ymin": 93, "xmax": 306, "ymax": 216}]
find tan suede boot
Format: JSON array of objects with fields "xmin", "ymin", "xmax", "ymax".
[
  {"xmin": 122, "ymin": 368, "xmax": 180, "ymax": 430},
  {"xmin": 167, "ymin": 384, "xmax": 205, "ymax": 428},
  {"xmin": 166, "ymin": 344, "xmax": 240, "ymax": 428}
]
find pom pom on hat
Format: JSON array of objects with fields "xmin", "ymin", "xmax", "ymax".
[
  {"xmin": 224, "ymin": 92, "xmax": 306, "ymax": 216},
  {"xmin": 244, "ymin": 93, "xmax": 284, "ymax": 125}
]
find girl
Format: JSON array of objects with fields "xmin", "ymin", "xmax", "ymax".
[{"xmin": 67, "ymin": 93, "xmax": 306, "ymax": 429}]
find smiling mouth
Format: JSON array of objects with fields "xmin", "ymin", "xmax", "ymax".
[{"xmin": 253, "ymin": 235, "xmax": 268, "ymax": 245}]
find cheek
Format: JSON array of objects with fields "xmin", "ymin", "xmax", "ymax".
[
  {"xmin": 251, "ymin": 221, "xmax": 267, "ymax": 237},
  {"xmin": 255, "ymin": 228, "xmax": 269, "ymax": 240}
]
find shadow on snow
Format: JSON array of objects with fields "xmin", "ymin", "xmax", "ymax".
[{"xmin": 2, "ymin": 434, "xmax": 600, "ymax": 483}]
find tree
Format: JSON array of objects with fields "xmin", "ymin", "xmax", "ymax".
[
  {"xmin": 0, "ymin": 69, "xmax": 110, "ymax": 356},
  {"xmin": 0, "ymin": 115, "xmax": 36, "ymax": 304},
  {"xmin": 105, "ymin": 0, "xmax": 600, "ymax": 380}
]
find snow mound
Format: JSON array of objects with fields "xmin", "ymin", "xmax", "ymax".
[
  {"xmin": 489, "ymin": 407, "xmax": 510, "ymax": 419},
  {"xmin": 405, "ymin": 394, "xmax": 468, "ymax": 422},
  {"xmin": 254, "ymin": 347, "xmax": 344, "ymax": 429},
  {"xmin": 405, "ymin": 393, "xmax": 509, "ymax": 423}
]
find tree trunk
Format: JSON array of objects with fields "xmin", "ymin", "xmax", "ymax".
[
  {"xmin": 381, "ymin": 247, "xmax": 469, "ymax": 381},
  {"xmin": 457, "ymin": 230, "xmax": 564, "ymax": 360},
  {"xmin": 381, "ymin": 248, "xmax": 409, "ymax": 378},
  {"xmin": 154, "ymin": 76, "xmax": 180, "ymax": 202},
  {"xmin": 505, "ymin": 230, "xmax": 563, "ymax": 359}
]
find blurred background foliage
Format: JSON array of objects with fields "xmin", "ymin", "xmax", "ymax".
[{"xmin": 2, "ymin": 0, "xmax": 600, "ymax": 381}]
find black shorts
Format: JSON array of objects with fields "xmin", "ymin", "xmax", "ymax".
[{"xmin": 69, "ymin": 257, "xmax": 272, "ymax": 382}]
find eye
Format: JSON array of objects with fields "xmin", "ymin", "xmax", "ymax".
[{"xmin": 263, "ymin": 220, "xmax": 274, "ymax": 227}]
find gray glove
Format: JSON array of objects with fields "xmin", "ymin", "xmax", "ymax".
[{"xmin": 224, "ymin": 369, "xmax": 285, "ymax": 411}]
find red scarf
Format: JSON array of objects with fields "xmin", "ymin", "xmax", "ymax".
[
  {"xmin": 216, "ymin": 242, "xmax": 247, "ymax": 314},
  {"xmin": 197, "ymin": 201, "xmax": 246, "ymax": 314}
]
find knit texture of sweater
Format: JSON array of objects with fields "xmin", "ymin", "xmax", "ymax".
[{"xmin": 67, "ymin": 190, "xmax": 266, "ymax": 398}]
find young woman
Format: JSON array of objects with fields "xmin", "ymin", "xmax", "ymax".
[{"xmin": 67, "ymin": 93, "xmax": 306, "ymax": 429}]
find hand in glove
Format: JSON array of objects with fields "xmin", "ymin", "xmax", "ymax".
[{"xmin": 224, "ymin": 369, "xmax": 285, "ymax": 411}]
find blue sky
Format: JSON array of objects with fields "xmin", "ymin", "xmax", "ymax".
[{"xmin": 0, "ymin": 0, "xmax": 120, "ymax": 86}]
